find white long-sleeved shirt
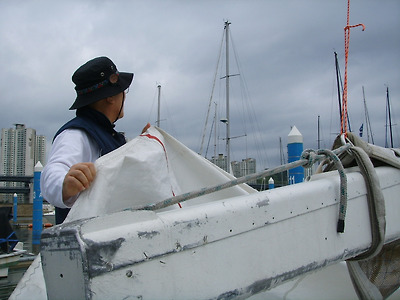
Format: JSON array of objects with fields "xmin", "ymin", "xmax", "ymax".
[{"xmin": 41, "ymin": 129, "xmax": 101, "ymax": 208}]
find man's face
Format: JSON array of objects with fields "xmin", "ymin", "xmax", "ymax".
[
  {"xmin": 120, "ymin": 91, "xmax": 126, "ymax": 119},
  {"xmin": 113, "ymin": 91, "xmax": 126, "ymax": 121}
]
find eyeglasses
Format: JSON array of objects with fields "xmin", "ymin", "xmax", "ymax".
[{"xmin": 125, "ymin": 88, "xmax": 129, "ymax": 94}]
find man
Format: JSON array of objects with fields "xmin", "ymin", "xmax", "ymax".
[{"xmin": 41, "ymin": 56, "xmax": 147, "ymax": 224}]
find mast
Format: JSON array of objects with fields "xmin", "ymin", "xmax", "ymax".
[
  {"xmin": 334, "ymin": 51, "xmax": 352, "ymax": 132},
  {"xmin": 334, "ymin": 52, "xmax": 343, "ymax": 128},
  {"xmin": 224, "ymin": 20, "xmax": 231, "ymax": 173},
  {"xmin": 156, "ymin": 84, "xmax": 161, "ymax": 127},
  {"xmin": 279, "ymin": 137, "xmax": 285, "ymax": 186},
  {"xmin": 317, "ymin": 115, "xmax": 321, "ymax": 149},
  {"xmin": 214, "ymin": 102, "xmax": 217, "ymax": 159},
  {"xmin": 385, "ymin": 86, "xmax": 394, "ymax": 148},
  {"xmin": 362, "ymin": 86, "xmax": 374, "ymax": 144},
  {"xmin": 205, "ymin": 20, "xmax": 242, "ymax": 172}
]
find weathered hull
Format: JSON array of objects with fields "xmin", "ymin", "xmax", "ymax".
[{"xmin": 40, "ymin": 166, "xmax": 400, "ymax": 299}]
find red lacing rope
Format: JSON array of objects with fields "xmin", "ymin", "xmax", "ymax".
[
  {"xmin": 141, "ymin": 133, "xmax": 182, "ymax": 208},
  {"xmin": 341, "ymin": 0, "xmax": 365, "ymax": 135}
]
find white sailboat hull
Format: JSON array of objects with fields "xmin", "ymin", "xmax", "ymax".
[
  {"xmin": 0, "ymin": 249, "xmax": 25, "ymax": 278},
  {"xmin": 40, "ymin": 165, "xmax": 400, "ymax": 299}
]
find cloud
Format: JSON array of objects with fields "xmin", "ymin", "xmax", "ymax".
[{"xmin": 0, "ymin": 0, "xmax": 399, "ymax": 171}]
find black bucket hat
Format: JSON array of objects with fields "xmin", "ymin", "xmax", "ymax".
[{"xmin": 70, "ymin": 56, "xmax": 134, "ymax": 110}]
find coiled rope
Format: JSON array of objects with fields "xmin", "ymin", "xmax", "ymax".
[
  {"xmin": 347, "ymin": 146, "xmax": 386, "ymax": 260},
  {"xmin": 302, "ymin": 147, "xmax": 348, "ymax": 233}
]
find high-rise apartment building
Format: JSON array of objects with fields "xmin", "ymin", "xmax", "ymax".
[
  {"xmin": 209, "ymin": 154, "xmax": 256, "ymax": 182},
  {"xmin": 0, "ymin": 124, "xmax": 46, "ymax": 203},
  {"xmin": 231, "ymin": 158, "xmax": 256, "ymax": 183},
  {"xmin": 210, "ymin": 154, "xmax": 228, "ymax": 172},
  {"xmin": 35, "ymin": 135, "xmax": 46, "ymax": 168}
]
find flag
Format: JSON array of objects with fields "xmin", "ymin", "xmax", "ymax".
[{"xmin": 359, "ymin": 123, "xmax": 363, "ymax": 137}]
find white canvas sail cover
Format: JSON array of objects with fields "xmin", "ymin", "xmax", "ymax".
[{"xmin": 66, "ymin": 126, "xmax": 256, "ymax": 222}]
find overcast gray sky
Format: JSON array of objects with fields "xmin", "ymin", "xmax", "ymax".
[{"xmin": 1, "ymin": 0, "xmax": 399, "ymax": 171}]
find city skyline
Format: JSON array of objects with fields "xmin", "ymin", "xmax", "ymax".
[{"xmin": 0, "ymin": 124, "xmax": 46, "ymax": 203}]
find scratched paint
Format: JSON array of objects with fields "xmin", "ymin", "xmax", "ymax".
[{"xmin": 137, "ymin": 231, "xmax": 160, "ymax": 239}]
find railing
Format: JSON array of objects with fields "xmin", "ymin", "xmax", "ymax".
[{"xmin": 0, "ymin": 176, "xmax": 33, "ymax": 194}]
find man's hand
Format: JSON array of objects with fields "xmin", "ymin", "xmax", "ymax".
[
  {"xmin": 62, "ymin": 162, "xmax": 96, "ymax": 204},
  {"xmin": 141, "ymin": 122, "xmax": 151, "ymax": 134}
]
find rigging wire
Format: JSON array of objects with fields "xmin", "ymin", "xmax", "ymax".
[
  {"xmin": 362, "ymin": 86, "xmax": 374, "ymax": 144},
  {"xmin": 198, "ymin": 30, "xmax": 225, "ymax": 156},
  {"xmin": 229, "ymin": 30, "xmax": 271, "ymax": 169},
  {"xmin": 147, "ymin": 83, "xmax": 160, "ymax": 125},
  {"xmin": 161, "ymin": 88, "xmax": 178, "ymax": 137},
  {"xmin": 204, "ymin": 103, "xmax": 216, "ymax": 158}
]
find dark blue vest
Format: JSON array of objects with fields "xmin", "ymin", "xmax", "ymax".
[
  {"xmin": 54, "ymin": 107, "xmax": 126, "ymax": 156},
  {"xmin": 54, "ymin": 107, "xmax": 126, "ymax": 224}
]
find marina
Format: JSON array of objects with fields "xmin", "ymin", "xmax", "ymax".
[
  {"xmin": 0, "ymin": 204, "xmax": 54, "ymax": 300},
  {"xmin": 1, "ymin": 1, "xmax": 399, "ymax": 299},
  {"xmin": 0, "ymin": 225, "xmax": 38, "ymax": 300}
]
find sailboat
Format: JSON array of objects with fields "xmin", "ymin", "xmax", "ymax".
[
  {"xmin": 200, "ymin": 21, "xmax": 264, "ymax": 177},
  {"xmin": 0, "ymin": 207, "xmax": 26, "ymax": 278},
  {"xmin": 334, "ymin": 51, "xmax": 352, "ymax": 133},
  {"xmin": 11, "ymin": 4, "xmax": 400, "ymax": 300}
]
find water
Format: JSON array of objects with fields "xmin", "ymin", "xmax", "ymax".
[
  {"xmin": 13, "ymin": 227, "xmax": 40, "ymax": 255},
  {"xmin": 0, "ymin": 226, "xmax": 39, "ymax": 300}
]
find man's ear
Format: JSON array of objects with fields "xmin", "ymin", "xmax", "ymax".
[{"xmin": 105, "ymin": 96, "xmax": 115, "ymax": 105}]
